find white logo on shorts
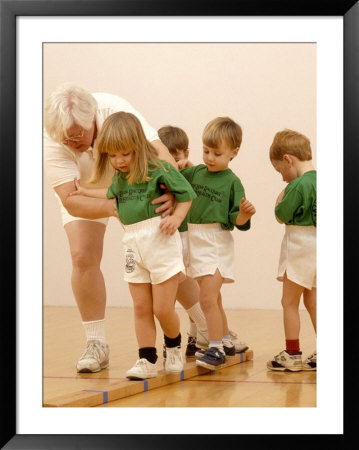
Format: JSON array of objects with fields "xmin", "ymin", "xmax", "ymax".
[{"xmin": 125, "ymin": 249, "xmax": 136, "ymax": 273}]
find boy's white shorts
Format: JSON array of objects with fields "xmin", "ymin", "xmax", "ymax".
[
  {"xmin": 122, "ymin": 216, "xmax": 186, "ymax": 285},
  {"xmin": 187, "ymin": 223, "xmax": 235, "ymax": 283},
  {"xmin": 277, "ymin": 225, "xmax": 316, "ymax": 289},
  {"xmin": 180, "ymin": 231, "xmax": 189, "ymax": 268}
]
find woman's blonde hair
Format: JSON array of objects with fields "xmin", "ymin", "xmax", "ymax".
[
  {"xmin": 270, "ymin": 129, "xmax": 312, "ymax": 162},
  {"xmin": 91, "ymin": 112, "xmax": 162, "ymax": 184},
  {"xmin": 202, "ymin": 117, "xmax": 242, "ymax": 150},
  {"xmin": 44, "ymin": 83, "xmax": 97, "ymax": 143}
]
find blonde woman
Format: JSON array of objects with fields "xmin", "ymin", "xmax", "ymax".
[
  {"xmin": 44, "ymin": 83, "xmax": 176, "ymax": 373},
  {"xmin": 71, "ymin": 112, "xmax": 196, "ymax": 379}
]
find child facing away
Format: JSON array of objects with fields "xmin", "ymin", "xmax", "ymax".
[
  {"xmin": 176, "ymin": 117, "xmax": 256, "ymax": 369},
  {"xmin": 158, "ymin": 125, "xmax": 249, "ymax": 356},
  {"xmin": 71, "ymin": 112, "xmax": 197, "ymax": 380},
  {"xmin": 267, "ymin": 129, "xmax": 317, "ymax": 372}
]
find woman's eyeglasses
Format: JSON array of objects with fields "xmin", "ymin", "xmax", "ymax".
[{"xmin": 61, "ymin": 128, "xmax": 84, "ymax": 145}]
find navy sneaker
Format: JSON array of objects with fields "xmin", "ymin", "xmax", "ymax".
[
  {"xmin": 185, "ymin": 335, "xmax": 198, "ymax": 358},
  {"xmin": 196, "ymin": 346, "xmax": 226, "ymax": 369},
  {"xmin": 195, "ymin": 344, "xmax": 235, "ymax": 357}
]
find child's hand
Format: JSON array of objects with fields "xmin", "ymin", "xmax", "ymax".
[
  {"xmin": 159, "ymin": 215, "xmax": 181, "ymax": 235},
  {"xmin": 236, "ymin": 198, "xmax": 256, "ymax": 225},
  {"xmin": 69, "ymin": 178, "xmax": 89, "ymax": 196},
  {"xmin": 276, "ymin": 189, "xmax": 285, "ymax": 206},
  {"xmin": 177, "ymin": 159, "xmax": 193, "ymax": 169}
]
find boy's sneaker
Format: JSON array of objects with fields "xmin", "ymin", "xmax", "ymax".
[
  {"xmin": 165, "ymin": 346, "xmax": 184, "ymax": 373},
  {"xmin": 185, "ymin": 335, "xmax": 198, "ymax": 358},
  {"xmin": 223, "ymin": 344, "xmax": 236, "ymax": 356},
  {"xmin": 196, "ymin": 347, "xmax": 226, "ymax": 369},
  {"xmin": 195, "ymin": 345, "xmax": 235, "ymax": 358},
  {"xmin": 126, "ymin": 358, "xmax": 158, "ymax": 380},
  {"xmin": 76, "ymin": 340, "xmax": 110, "ymax": 373},
  {"xmin": 229, "ymin": 329, "xmax": 249, "ymax": 353},
  {"xmin": 267, "ymin": 350, "xmax": 303, "ymax": 372},
  {"xmin": 302, "ymin": 351, "xmax": 316, "ymax": 371}
]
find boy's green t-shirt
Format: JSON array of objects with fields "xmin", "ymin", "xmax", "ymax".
[
  {"xmin": 180, "ymin": 164, "xmax": 250, "ymax": 231},
  {"xmin": 107, "ymin": 161, "xmax": 196, "ymax": 225},
  {"xmin": 275, "ymin": 170, "xmax": 317, "ymax": 226}
]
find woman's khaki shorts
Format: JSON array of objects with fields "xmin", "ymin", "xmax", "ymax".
[
  {"xmin": 56, "ymin": 192, "xmax": 109, "ymax": 227},
  {"xmin": 277, "ymin": 225, "xmax": 316, "ymax": 289},
  {"xmin": 187, "ymin": 223, "xmax": 235, "ymax": 283},
  {"xmin": 122, "ymin": 216, "xmax": 186, "ymax": 285}
]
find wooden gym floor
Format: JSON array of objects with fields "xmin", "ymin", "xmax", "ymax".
[{"xmin": 43, "ymin": 306, "xmax": 316, "ymax": 408}]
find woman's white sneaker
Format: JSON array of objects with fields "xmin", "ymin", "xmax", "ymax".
[{"xmin": 76, "ymin": 340, "xmax": 110, "ymax": 373}]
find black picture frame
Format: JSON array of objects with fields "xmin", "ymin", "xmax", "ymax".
[{"xmin": 1, "ymin": 0, "xmax": 356, "ymax": 448}]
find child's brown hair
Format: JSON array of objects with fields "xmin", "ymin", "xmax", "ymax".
[
  {"xmin": 202, "ymin": 117, "xmax": 242, "ymax": 150},
  {"xmin": 270, "ymin": 129, "xmax": 312, "ymax": 162},
  {"xmin": 158, "ymin": 125, "xmax": 189, "ymax": 155}
]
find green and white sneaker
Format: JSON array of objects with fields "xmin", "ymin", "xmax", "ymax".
[
  {"xmin": 267, "ymin": 350, "xmax": 303, "ymax": 372},
  {"xmin": 302, "ymin": 351, "xmax": 316, "ymax": 371},
  {"xmin": 76, "ymin": 340, "xmax": 110, "ymax": 373}
]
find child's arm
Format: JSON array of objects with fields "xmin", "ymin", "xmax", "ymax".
[
  {"xmin": 69, "ymin": 178, "xmax": 108, "ymax": 199},
  {"xmin": 275, "ymin": 189, "xmax": 285, "ymax": 223},
  {"xmin": 177, "ymin": 159, "xmax": 194, "ymax": 169},
  {"xmin": 159, "ymin": 200, "xmax": 192, "ymax": 235},
  {"xmin": 236, "ymin": 197, "xmax": 256, "ymax": 226}
]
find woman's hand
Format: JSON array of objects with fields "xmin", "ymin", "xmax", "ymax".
[{"xmin": 151, "ymin": 184, "xmax": 175, "ymax": 218}]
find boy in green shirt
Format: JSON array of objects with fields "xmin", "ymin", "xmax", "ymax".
[
  {"xmin": 267, "ymin": 129, "xmax": 317, "ymax": 372},
  {"xmin": 179, "ymin": 117, "xmax": 256, "ymax": 369},
  {"xmin": 158, "ymin": 125, "xmax": 249, "ymax": 357}
]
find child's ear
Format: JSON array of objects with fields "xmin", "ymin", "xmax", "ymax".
[
  {"xmin": 231, "ymin": 147, "xmax": 239, "ymax": 159},
  {"xmin": 283, "ymin": 154, "xmax": 293, "ymax": 165}
]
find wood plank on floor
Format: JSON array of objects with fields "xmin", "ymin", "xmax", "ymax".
[{"xmin": 44, "ymin": 350, "xmax": 253, "ymax": 407}]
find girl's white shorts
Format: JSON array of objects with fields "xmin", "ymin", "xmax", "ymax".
[
  {"xmin": 122, "ymin": 216, "xmax": 186, "ymax": 285},
  {"xmin": 187, "ymin": 223, "xmax": 235, "ymax": 283},
  {"xmin": 277, "ymin": 225, "xmax": 316, "ymax": 290}
]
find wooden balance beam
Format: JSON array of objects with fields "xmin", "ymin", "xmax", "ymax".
[{"xmin": 44, "ymin": 350, "xmax": 253, "ymax": 407}]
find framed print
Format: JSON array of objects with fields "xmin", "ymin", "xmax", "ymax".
[{"xmin": 1, "ymin": 0, "xmax": 357, "ymax": 448}]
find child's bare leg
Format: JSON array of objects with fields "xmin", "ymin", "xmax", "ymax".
[
  {"xmin": 282, "ymin": 273, "xmax": 304, "ymax": 339},
  {"xmin": 217, "ymin": 291, "xmax": 229, "ymax": 336},
  {"xmin": 176, "ymin": 276, "xmax": 208, "ymax": 342},
  {"xmin": 198, "ymin": 269, "xmax": 224, "ymax": 342},
  {"xmin": 128, "ymin": 282, "xmax": 156, "ymax": 348},
  {"xmin": 303, "ymin": 287, "xmax": 316, "ymax": 333},
  {"xmin": 152, "ymin": 273, "xmax": 180, "ymax": 338}
]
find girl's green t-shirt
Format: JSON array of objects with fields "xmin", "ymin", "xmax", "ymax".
[
  {"xmin": 275, "ymin": 170, "xmax": 317, "ymax": 226},
  {"xmin": 107, "ymin": 161, "xmax": 196, "ymax": 225}
]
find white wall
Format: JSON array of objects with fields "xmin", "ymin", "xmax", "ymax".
[{"xmin": 43, "ymin": 43, "xmax": 316, "ymax": 309}]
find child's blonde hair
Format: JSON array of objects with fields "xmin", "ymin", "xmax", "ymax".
[
  {"xmin": 158, "ymin": 125, "xmax": 189, "ymax": 154},
  {"xmin": 270, "ymin": 129, "xmax": 312, "ymax": 162},
  {"xmin": 202, "ymin": 117, "xmax": 242, "ymax": 150},
  {"xmin": 91, "ymin": 112, "xmax": 162, "ymax": 184}
]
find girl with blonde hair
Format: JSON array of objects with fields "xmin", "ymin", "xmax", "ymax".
[{"xmin": 72, "ymin": 111, "xmax": 196, "ymax": 379}]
